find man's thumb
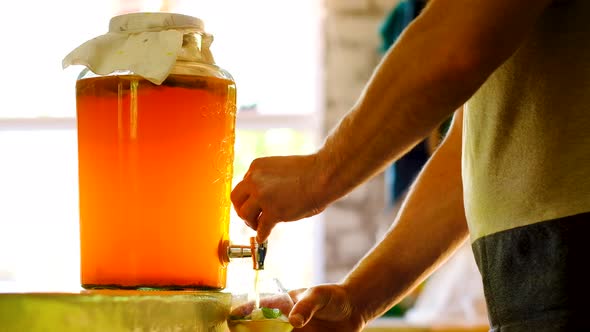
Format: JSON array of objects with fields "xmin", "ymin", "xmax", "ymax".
[{"xmin": 288, "ymin": 287, "xmax": 330, "ymax": 328}]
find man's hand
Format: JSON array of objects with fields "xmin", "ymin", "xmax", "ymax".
[
  {"xmin": 230, "ymin": 293, "xmax": 295, "ymax": 319},
  {"xmin": 231, "ymin": 154, "xmax": 326, "ymax": 243},
  {"xmin": 288, "ymin": 284, "xmax": 365, "ymax": 332}
]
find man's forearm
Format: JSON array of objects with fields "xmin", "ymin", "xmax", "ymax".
[
  {"xmin": 315, "ymin": 0, "xmax": 553, "ymax": 207},
  {"xmin": 342, "ymin": 110, "xmax": 468, "ymax": 324}
]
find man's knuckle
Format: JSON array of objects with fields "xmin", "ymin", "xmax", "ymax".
[{"xmin": 250, "ymin": 158, "xmax": 264, "ymax": 169}]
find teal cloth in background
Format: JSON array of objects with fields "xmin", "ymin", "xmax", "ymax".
[
  {"xmin": 379, "ymin": 0, "xmax": 429, "ymax": 208},
  {"xmin": 379, "ymin": 0, "xmax": 422, "ymax": 54}
]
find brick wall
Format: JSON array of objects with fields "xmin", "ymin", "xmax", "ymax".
[{"xmin": 322, "ymin": 0, "xmax": 402, "ymax": 282}]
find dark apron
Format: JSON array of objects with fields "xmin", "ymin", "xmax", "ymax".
[{"xmin": 472, "ymin": 212, "xmax": 590, "ymax": 331}]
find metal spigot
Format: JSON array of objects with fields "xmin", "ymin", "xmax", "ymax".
[
  {"xmin": 224, "ymin": 236, "xmax": 268, "ymax": 270},
  {"xmin": 250, "ymin": 237, "xmax": 267, "ymax": 270}
]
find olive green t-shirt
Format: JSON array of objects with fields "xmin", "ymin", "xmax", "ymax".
[{"xmin": 463, "ymin": 0, "xmax": 590, "ymax": 241}]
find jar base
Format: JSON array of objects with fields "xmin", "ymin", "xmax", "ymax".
[{"xmin": 82, "ymin": 284, "xmax": 224, "ymax": 291}]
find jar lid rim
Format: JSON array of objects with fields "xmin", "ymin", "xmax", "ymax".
[{"xmin": 108, "ymin": 12, "xmax": 205, "ymax": 33}]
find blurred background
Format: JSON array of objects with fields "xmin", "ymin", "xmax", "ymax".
[
  {"xmin": 0, "ymin": 0, "xmax": 323, "ymax": 293},
  {"xmin": 0, "ymin": 0, "xmax": 485, "ymax": 326}
]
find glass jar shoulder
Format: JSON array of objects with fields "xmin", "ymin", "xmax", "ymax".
[
  {"xmin": 76, "ymin": 61, "xmax": 234, "ymax": 85},
  {"xmin": 171, "ymin": 61, "xmax": 234, "ymax": 83}
]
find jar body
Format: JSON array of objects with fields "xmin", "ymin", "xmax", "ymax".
[{"xmin": 76, "ymin": 62, "xmax": 236, "ymax": 289}]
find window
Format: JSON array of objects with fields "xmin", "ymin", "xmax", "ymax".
[{"xmin": 0, "ymin": 0, "xmax": 323, "ymax": 292}]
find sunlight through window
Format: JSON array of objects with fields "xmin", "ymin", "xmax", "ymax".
[{"xmin": 0, "ymin": 0, "xmax": 322, "ymax": 292}]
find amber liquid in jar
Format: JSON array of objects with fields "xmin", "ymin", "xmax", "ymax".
[{"xmin": 76, "ymin": 74, "xmax": 236, "ymax": 289}]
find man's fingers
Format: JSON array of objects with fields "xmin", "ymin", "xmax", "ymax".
[
  {"xmin": 238, "ymin": 199, "xmax": 261, "ymax": 230},
  {"xmin": 230, "ymin": 182, "xmax": 250, "ymax": 210},
  {"xmin": 256, "ymin": 212, "xmax": 277, "ymax": 243},
  {"xmin": 288, "ymin": 287, "xmax": 330, "ymax": 328},
  {"xmin": 259, "ymin": 294, "xmax": 294, "ymax": 316},
  {"xmin": 288, "ymin": 288, "xmax": 308, "ymax": 302},
  {"xmin": 230, "ymin": 301, "xmax": 255, "ymax": 317}
]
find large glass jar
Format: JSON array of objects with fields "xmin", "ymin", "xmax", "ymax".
[{"xmin": 70, "ymin": 13, "xmax": 236, "ymax": 290}]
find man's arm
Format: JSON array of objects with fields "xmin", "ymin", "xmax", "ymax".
[
  {"xmin": 343, "ymin": 108, "xmax": 468, "ymax": 324},
  {"xmin": 317, "ymin": 0, "xmax": 553, "ymax": 206},
  {"xmin": 232, "ymin": 0, "xmax": 553, "ymax": 242},
  {"xmin": 289, "ymin": 109, "xmax": 467, "ymax": 329}
]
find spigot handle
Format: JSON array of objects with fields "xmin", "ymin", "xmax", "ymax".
[{"xmin": 251, "ymin": 237, "xmax": 268, "ymax": 270}]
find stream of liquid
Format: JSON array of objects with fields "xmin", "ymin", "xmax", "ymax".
[{"xmin": 254, "ymin": 269, "xmax": 261, "ymax": 309}]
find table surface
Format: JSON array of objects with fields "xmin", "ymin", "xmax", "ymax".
[
  {"xmin": 0, "ymin": 291, "xmax": 488, "ymax": 332},
  {"xmin": 0, "ymin": 290, "xmax": 233, "ymax": 332}
]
